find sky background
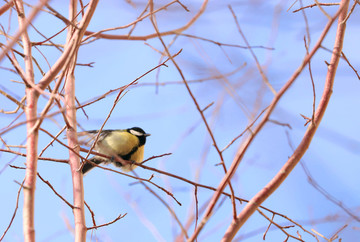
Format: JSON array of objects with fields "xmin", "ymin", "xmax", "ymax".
[{"xmin": 0, "ymin": 0, "xmax": 359, "ymax": 241}]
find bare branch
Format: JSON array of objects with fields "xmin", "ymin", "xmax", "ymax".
[
  {"xmin": 189, "ymin": 1, "xmax": 350, "ymax": 240},
  {"xmin": 0, "ymin": 1, "xmax": 14, "ymax": 16},
  {"xmin": 87, "ymin": 214, "xmax": 127, "ymax": 230},
  {"xmin": 221, "ymin": 1, "xmax": 350, "ymax": 240},
  {"xmin": 82, "ymin": 0, "xmax": 209, "ymax": 42},
  {"xmin": 37, "ymin": 172, "xmax": 74, "ymax": 209},
  {"xmin": 228, "ymin": 5, "xmax": 276, "ymax": 95},
  {"xmin": 63, "ymin": 1, "xmax": 100, "ymax": 241},
  {"xmin": 341, "ymin": 51, "xmax": 360, "ymax": 80},
  {"xmin": 292, "ymin": 2, "xmax": 339, "ymax": 13},
  {"xmin": 0, "ymin": 0, "xmax": 49, "ymax": 63},
  {"xmin": 0, "ymin": 179, "xmax": 24, "ymax": 241}
]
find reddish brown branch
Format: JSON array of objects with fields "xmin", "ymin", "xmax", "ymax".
[
  {"xmin": 300, "ymin": 162, "xmax": 360, "ymax": 221},
  {"xmin": 84, "ymin": 201, "xmax": 97, "ymax": 227},
  {"xmin": 0, "ymin": 1, "xmax": 13, "ymax": 16},
  {"xmin": 188, "ymin": 1, "xmax": 350, "ymax": 240},
  {"xmin": 0, "ymin": 179, "xmax": 24, "ymax": 241},
  {"xmin": 341, "ymin": 51, "xmax": 360, "ymax": 80},
  {"xmin": 0, "ymin": 0, "xmax": 49, "ymax": 63},
  {"xmin": 258, "ymin": 209, "xmax": 304, "ymax": 241},
  {"xmin": 0, "ymin": 148, "xmax": 68, "ymax": 163},
  {"xmin": 37, "ymin": 173, "xmax": 74, "ymax": 209},
  {"xmin": 292, "ymin": 2, "xmax": 339, "ymax": 13},
  {"xmin": 82, "ymin": 0, "xmax": 208, "ymax": 42},
  {"xmin": 148, "ymin": 0, "xmax": 238, "ymax": 220},
  {"xmin": 14, "ymin": 0, "xmax": 40, "ymax": 240},
  {"xmin": 63, "ymin": 0, "xmax": 100, "ymax": 241},
  {"xmin": 132, "ymin": 171, "xmax": 188, "ymax": 238},
  {"xmin": 87, "ymin": 214, "xmax": 127, "ymax": 230},
  {"xmin": 228, "ymin": 5, "xmax": 276, "ymax": 95},
  {"xmin": 221, "ymin": 0, "xmax": 350, "ymax": 240}
]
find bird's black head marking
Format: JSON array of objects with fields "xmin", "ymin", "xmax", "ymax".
[{"xmin": 128, "ymin": 127, "xmax": 150, "ymax": 146}]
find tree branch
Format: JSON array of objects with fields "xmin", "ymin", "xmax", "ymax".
[
  {"xmin": 188, "ymin": 1, "xmax": 350, "ymax": 240},
  {"xmin": 222, "ymin": 0, "xmax": 350, "ymax": 240},
  {"xmin": 63, "ymin": 0, "xmax": 100, "ymax": 241}
]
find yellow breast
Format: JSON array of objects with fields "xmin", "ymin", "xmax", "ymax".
[
  {"xmin": 122, "ymin": 145, "xmax": 145, "ymax": 172},
  {"xmin": 98, "ymin": 131, "xmax": 137, "ymax": 155},
  {"xmin": 95, "ymin": 131, "xmax": 144, "ymax": 172}
]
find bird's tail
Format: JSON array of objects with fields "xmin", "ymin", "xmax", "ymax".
[{"xmin": 82, "ymin": 157, "xmax": 105, "ymax": 174}]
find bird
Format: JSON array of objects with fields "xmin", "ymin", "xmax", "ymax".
[{"xmin": 77, "ymin": 127, "xmax": 150, "ymax": 174}]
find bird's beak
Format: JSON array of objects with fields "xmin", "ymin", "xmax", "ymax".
[{"xmin": 144, "ymin": 133, "xmax": 151, "ymax": 137}]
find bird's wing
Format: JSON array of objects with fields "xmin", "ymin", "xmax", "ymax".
[{"xmin": 77, "ymin": 130, "xmax": 114, "ymax": 147}]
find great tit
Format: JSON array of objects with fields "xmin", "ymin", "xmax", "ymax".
[{"xmin": 77, "ymin": 127, "xmax": 150, "ymax": 174}]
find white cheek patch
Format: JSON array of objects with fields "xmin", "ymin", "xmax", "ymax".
[{"xmin": 130, "ymin": 129, "xmax": 143, "ymax": 136}]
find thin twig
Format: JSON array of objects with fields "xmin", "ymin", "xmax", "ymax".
[
  {"xmin": 0, "ymin": 179, "xmax": 24, "ymax": 241},
  {"xmin": 0, "ymin": 0, "xmax": 49, "ymax": 62},
  {"xmin": 304, "ymin": 37, "xmax": 316, "ymax": 124},
  {"xmin": 189, "ymin": 1, "xmax": 350, "ymax": 240},
  {"xmin": 341, "ymin": 51, "xmax": 360, "ymax": 80},
  {"xmin": 228, "ymin": 5, "xmax": 276, "ymax": 95},
  {"xmin": 0, "ymin": 148, "xmax": 68, "ymax": 163},
  {"xmin": 300, "ymin": 161, "xmax": 360, "ymax": 221},
  {"xmin": 178, "ymin": 33, "xmax": 275, "ymax": 50},
  {"xmin": 292, "ymin": 2, "xmax": 339, "ymax": 13},
  {"xmin": 87, "ymin": 214, "xmax": 127, "ymax": 230},
  {"xmin": 37, "ymin": 172, "xmax": 74, "ymax": 209},
  {"xmin": 84, "ymin": 201, "xmax": 97, "ymax": 227},
  {"xmin": 220, "ymin": 1, "xmax": 350, "ymax": 241},
  {"xmin": 257, "ymin": 209, "xmax": 304, "ymax": 242},
  {"xmin": 133, "ymin": 170, "xmax": 189, "ymax": 238},
  {"xmin": 330, "ymin": 224, "xmax": 348, "ymax": 240},
  {"xmin": 82, "ymin": 0, "xmax": 209, "ymax": 42},
  {"xmin": 262, "ymin": 213, "xmax": 275, "ymax": 240},
  {"xmin": 149, "ymin": 0, "xmax": 238, "ymax": 220}
]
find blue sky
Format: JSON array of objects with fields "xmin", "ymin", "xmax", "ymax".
[{"xmin": 0, "ymin": 0, "xmax": 359, "ymax": 241}]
